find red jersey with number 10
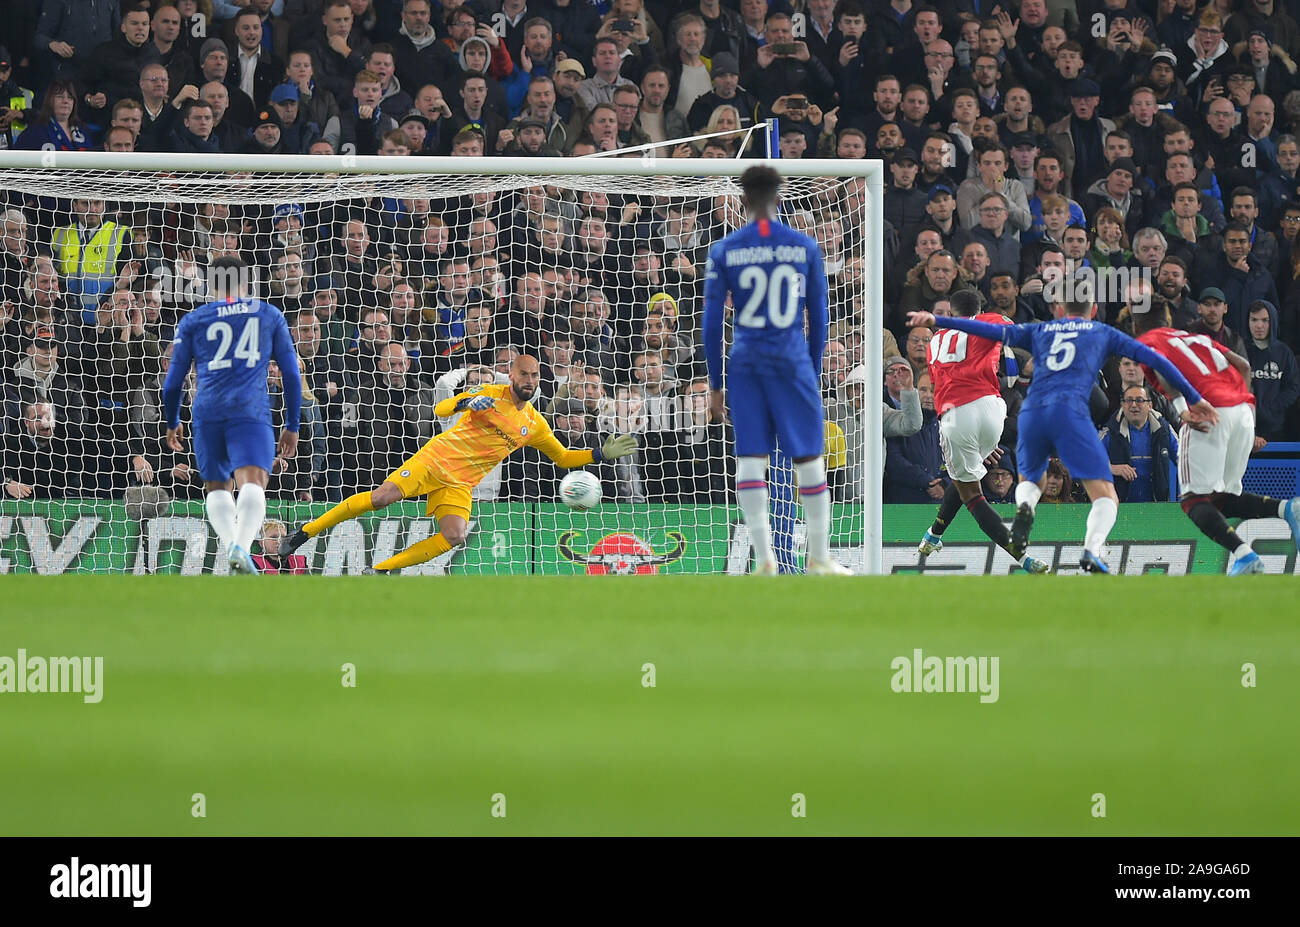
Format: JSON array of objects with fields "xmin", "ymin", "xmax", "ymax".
[
  {"xmin": 926, "ymin": 312, "xmax": 1011, "ymax": 415},
  {"xmin": 1137, "ymin": 327, "xmax": 1254, "ymax": 409}
]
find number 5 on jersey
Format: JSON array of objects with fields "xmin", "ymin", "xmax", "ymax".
[{"xmin": 1046, "ymin": 330, "xmax": 1077, "ymax": 370}]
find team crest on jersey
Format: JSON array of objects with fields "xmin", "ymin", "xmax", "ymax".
[
  {"xmin": 521, "ymin": 426, "xmax": 528, "ymax": 436},
  {"xmin": 400, "ymin": 469, "xmax": 411, "ymax": 478}
]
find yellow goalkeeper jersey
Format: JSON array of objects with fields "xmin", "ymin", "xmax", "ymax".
[{"xmin": 416, "ymin": 383, "xmax": 594, "ymax": 485}]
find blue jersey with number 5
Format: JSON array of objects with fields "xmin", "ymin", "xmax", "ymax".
[
  {"xmin": 999, "ymin": 318, "xmax": 1135, "ymax": 411},
  {"xmin": 702, "ymin": 217, "xmax": 828, "ymax": 388},
  {"xmin": 938, "ymin": 314, "xmax": 1204, "ymax": 413},
  {"xmin": 164, "ymin": 297, "xmax": 301, "ymax": 427}
]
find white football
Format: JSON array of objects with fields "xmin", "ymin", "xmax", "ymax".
[{"xmin": 560, "ymin": 470, "xmax": 603, "ymax": 509}]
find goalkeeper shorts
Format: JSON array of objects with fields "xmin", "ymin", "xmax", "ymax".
[{"xmin": 386, "ymin": 459, "xmax": 474, "ymax": 522}]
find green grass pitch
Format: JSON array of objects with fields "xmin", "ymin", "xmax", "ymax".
[{"xmin": 2, "ymin": 575, "xmax": 1297, "ymax": 836}]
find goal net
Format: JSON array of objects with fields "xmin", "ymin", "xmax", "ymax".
[{"xmin": 0, "ymin": 152, "xmax": 882, "ymax": 575}]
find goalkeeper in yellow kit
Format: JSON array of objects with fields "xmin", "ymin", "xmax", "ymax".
[{"xmin": 284, "ymin": 354, "xmax": 638, "ymax": 572}]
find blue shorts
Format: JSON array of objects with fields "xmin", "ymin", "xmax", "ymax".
[
  {"xmin": 1016, "ymin": 402, "xmax": 1111, "ymax": 483},
  {"xmin": 193, "ymin": 418, "xmax": 275, "ymax": 482},
  {"xmin": 727, "ymin": 360, "xmax": 824, "ymax": 459}
]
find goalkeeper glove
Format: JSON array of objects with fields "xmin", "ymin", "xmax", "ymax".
[
  {"xmin": 458, "ymin": 394, "xmax": 496, "ymax": 412},
  {"xmin": 598, "ymin": 434, "xmax": 638, "ymax": 461}
]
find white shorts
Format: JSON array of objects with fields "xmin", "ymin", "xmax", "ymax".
[
  {"xmin": 939, "ymin": 394, "xmax": 1007, "ymax": 483},
  {"xmin": 1178, "ymin": 402, "xmax": 1255, "ymax": 497}
]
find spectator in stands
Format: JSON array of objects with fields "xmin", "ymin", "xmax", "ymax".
[
  {"xmin": 1040, "ymin": 457, "xmax": 1079, "ymax": 504},
  {"xmin": 435, "ymin": 301, "xmax": 497, "ymax": 375},
  {"xmin": 149, "ymin": 3, "xmax": 196, "ymax": 91},
  {"xmin": 14, "ymin": 79, "xmax": 90, "ymax": 150},
  {"xmin": 309, "ymin": 0, "xmax": 372, "ymax": 108},
  {"xmin": 74, "ymin": 6, "xmax": 156, "ymax": 128},
  {"xmin": 884, "ymin": 364, "xmax": 945, "ymax": 503},
  {"xmin": 982, "ymin": 450, "xmax": 1017, "ymax": 503},
  {"xmin": 169, "ymin": 99, "xmax": 220, "ymax": 153},
  {"xmin": 201, "ymin": 81, "xmax": 251, "ymax": 151},
  {"xmin": 1088, "ymin": 206, "xmax": 1132, "ymax": 269},
  {"xmin": 229, "ymin": 8, "xmax": 283, "ymax": 110},
  {"xmin": 363, "ymin": 43, "xmax": 412, "ymax": 121},
  {"xmin": 1245, "ymin": 300, "xmax": 1300, "ymax": 443},
  {"xmin": 341, "ymin": 69, "xmax": 398, "ymax": 155},
  {"xmin": 1154, "ymin": 257, "xmax": 1199, "ymax": 329},
  {"xmin": 568, "ymin": 289, "xmax": 619, "ymax": 375},
  {"xmin": 267, "ymin": 82, "xmax": 322, "ymax": 154},
  {"xmin": 642, "ymin": 377, "xmax": 730, "ymax": 503},
  {"xmin": 2, "ymin": 255, "xmax": 82, "ymax": 372},
  {"xmin": 446, "ymin": 72, "xmax": 504, "ymax": 154},
  {"xmin": 431, "ymin": 255, "xmax": 473, "ymax": 349},
  {"xmin": 285, "ymin": 49, "xmax": 342, "ymax": 150},
  {"xmin": 332, "ymin": 218, "xmax": 381, "ymax": 312},
  {"xmin": 6, "ymin": 327, "xmax": 88, "ymax": 425},
  {"xmin": 242, "ymin": 106, "xmax": 287, "ymax": 154},
  {"xmin": 684, "ymin": 53, "xmax": 749, "ymax": 136},
  {"xmin": 904, "ymin": 325, "xmax": 931, "ymax": 384},
  {"xmin": 0, "ymin": 208, "xmax": 31, "ymax": 305},
  {"xmin": 135, "ymin": 64, "xmax": 183, "ymax": 152},
  {"xmin": 266, "ymin": 356, "xmax": 317, "ymax": 501},
  {"xmin": 34, "ymin": 0, "xmax": 121, "ymax": 82},
  {"xmin": 50, "ymin": 198, "xmax": 130, "ymax": 311},
  {"xmin": 1229, "ymin": 187, "xmax": 1281, "ymax": 281},
  {"xmin": 745, "ymin": 12, "xmax": 833, "ymax": 111},
  {"xmin": 961, "ymin": 191, "xmax": 1021, "ymax": 275},
  {"xmin": 510, "ymin": 76, "xmax": 566, "ymax": 152},
  {"xmin": 1190, "ymin": 283, "xmax": 1248, "ymax": 356},
  {"xmin": 1083, "ymin": 158, "xmax": 1145, "ymax": 241},
  {"xmin": 252, "ymin": 519, "xmax": 310, "ymax": 573},
  {"xmin": 2, "ymin": 401, "xmax": 87, "ymax": 498},
  {"xmin": 1101, "ymin": 384, "xmax": 1179, "ymax": 503},
  {"xmin": 1199, "ymin": 221, "xmax": 1280, "ymax": 336},
  {"xmin": 290, "ymin": 307, "xmax": 348, "ymax": 501},
  {"xmin": 899, "ymin": 249, "xmax": 973, "ymax": 335},
  {"xmin": 391, "ymin": 0, "xmax": 453, "ymax": 93}
]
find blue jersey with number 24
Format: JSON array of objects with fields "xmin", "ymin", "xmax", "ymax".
[
  {"xmin": 163, "ymin": 297, "xmax": 302, "ymax": 429},
  {"xmin": 702, "ymin": 217, "xmax": 828, "ymax": 388}
]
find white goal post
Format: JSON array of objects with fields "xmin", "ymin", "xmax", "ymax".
[{"xmin": 0, "ymin": 151, "xmax": 884, "ymax": 575}]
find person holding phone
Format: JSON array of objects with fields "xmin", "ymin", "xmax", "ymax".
[{"xmin": 747, "ymin": 11, "xmax": 833, "ymax": 111}]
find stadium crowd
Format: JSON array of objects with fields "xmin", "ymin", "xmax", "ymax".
[{"xmin": 2, "ymin": 0, "xmax": 1300, "ymax": 512}]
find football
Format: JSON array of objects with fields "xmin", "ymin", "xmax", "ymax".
[{"xmin": 560, "ymin": 471, "xmax": 603, "ymax": 509}]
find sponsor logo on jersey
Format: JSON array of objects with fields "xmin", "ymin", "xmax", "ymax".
[{"xmin": 557, "ymin": 531, "xmax": 687, "ymax": 575}]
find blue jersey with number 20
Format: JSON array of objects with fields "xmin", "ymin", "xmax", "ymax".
[
  {"xmin": 702, "ymin": 217, "xmax": 828, "ymax": 387},
  {"xmin": 163, "ymin": 297, "xmax": 302, "ymax": 429}
]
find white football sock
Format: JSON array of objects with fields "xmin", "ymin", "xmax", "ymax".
[
  {"xmin": 736, "ymin": 457, "xmax": 774, "ymax": 567},
  {"xmin": 1014, "ymin": 480, "xmax": 1042, "ymax": 511},
  {"xmin": 1084, "ymin": 496, "xmax": 1118, "ymax": 557},
  {"xmin": 795, "ymin": 458, "xmax": 831, "ymax": 564},
  {"xmin": 205, "ymin": 490, "xmax": 237, "ymax": 552},
  {"xmin": 233, "ymin": 483, "xmax": 267, "ymax": 552}
]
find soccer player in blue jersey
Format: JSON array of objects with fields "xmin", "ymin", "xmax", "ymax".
[
  {"xmin": 703, "ymin": 165, "xmax": 851, "ymax": 576},
  {"xmin": 908, "ymin": 300, "xmax": 1218, "ymax": 573},
  {"xmin": 163, "ymin": 256, "xmax": 302, "ymax": 575}
]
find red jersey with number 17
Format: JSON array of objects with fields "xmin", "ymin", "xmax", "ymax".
[
  {"xmin": 926, "ymin": 312, "xmax": 1011, "ymax": 415},
  {"xmin": 1137, "ymin": 327, "xmax": 1254, "ymax": 408}
]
